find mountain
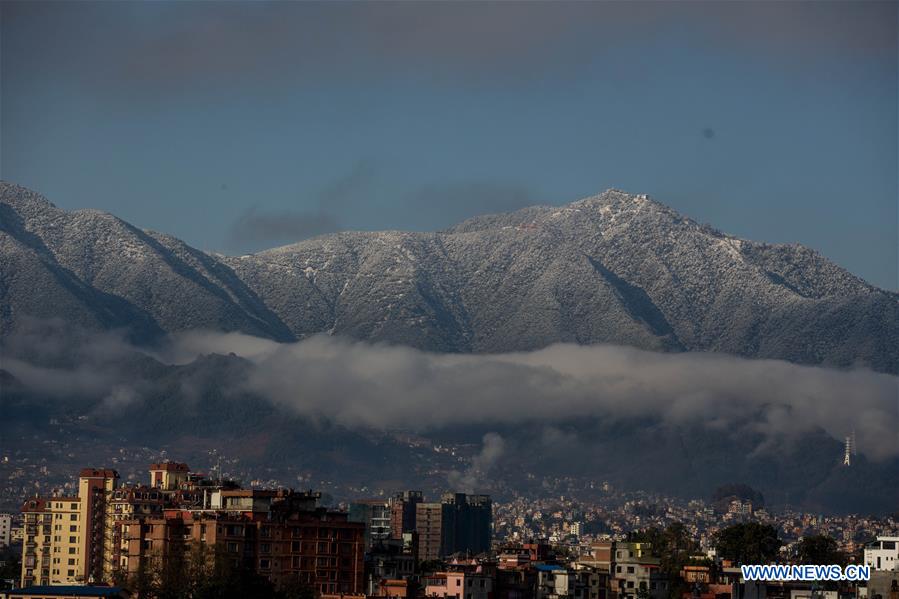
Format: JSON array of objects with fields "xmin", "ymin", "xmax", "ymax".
[
  {"xmin": 0, "ymin": 183, "xmax": 293, "ymax": 343},
  {"xmin": 3, "ymin": 181, "xmax": 896, "ymax": 372}
]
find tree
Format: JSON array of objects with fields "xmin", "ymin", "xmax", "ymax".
[
  {"xmin": 715, "ymin": 523, "xmax": 781, "ymax": 565},
  {"xmin": 419, "ymin": 559, "xmax": 447, "ymax": 575},
  {"xmin": 276, "ymin": 575, "xmax": 316, "ymax": 599},
  {"xmin": 796, "ymin": 535, "xmax": 845, "ymax": 566},
  {"xmin": 629, "ymin": 523, "xmax": 698, "ymax": 599},
  {"xmin": 0, "ymin": 549, "xmax": 20, "ymax": 585}
]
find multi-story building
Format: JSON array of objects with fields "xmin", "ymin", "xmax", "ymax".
[
  {"xmin": 0, "ymin": 513, "xmax": 12, "ymax": 547},
  {"xmin": 364, "ymin": 538, "xmax": 417, "ymax": 596},
  {"xmin": 415, "ymin": 494, "xmax": 493, "ymax": 561},
  {"xmin": 21, "ymin": 496, "xmax": 80, "ymax": 586},
  {"xmin": 417, "ymin": 503, "xmax": 445, "ymax": 562},
  {"xmin": 390, "ymin": 491, "xmax": 423, "ymax": 540},
  {"xmin": 610, "ymin": 543, "xmax": 666, "ymax": 599},
  {"xmin": 20, "ymin": 468, "xmax": 119, "ymax": 587},
  {"xmin": 78, "ymin": 469, "xmax": 119, "ymax": 583},
  {"xmin": 535, "ymin": 564, "xmax": 603, "ymax": 599},
  {"xmin": 21, "ymin": 462, "xmax": 365, "ymax": 596},
  {"xmin": 349, "ymin": 499, "xmax": 392, "ymax": 549},
  {"xmin": 865, "ymin": 537, "xmax": 899, "ymax": 572},
  {"xmin": 440, "ymin": 494, "xmax": 492, "ymax": 558},
  {"xmin": 579, "ymin": 541, "xmax": 613, "ymax": 574}
]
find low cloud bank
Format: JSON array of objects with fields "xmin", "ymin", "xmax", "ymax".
[
  {"xmin": 164, "ymin": 331, "xmax": 898, "ymax": 460},
  {"xmin": 4, "ymin": 323, "xmax": 897, "ymax": 460}
]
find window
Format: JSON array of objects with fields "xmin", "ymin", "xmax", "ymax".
[{"xmin": 260, "ymin": 559, "xmax": 271, "ymax": 570}]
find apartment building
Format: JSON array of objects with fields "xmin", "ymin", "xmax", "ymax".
[
  {"xmin": 610, "ymin": 543, "xmax": 667, "ymax": 599},
  {"xmin": 21, "ymin": 496, "xmax": 82, "ymax": 586},
  {"xmin": 349, "ymin": 499, "xmax": 392, "ymax": 549},
  {"xmin": 417, "ymin": 503, "xmax": 445, "ymax": 562},
  {"xmin": 20, "ymin": 462, "xmax": 365, "ymax": 596},
  {"xmin": 389, "ymin": 491, "xmax": 423, "ymax": 540}
]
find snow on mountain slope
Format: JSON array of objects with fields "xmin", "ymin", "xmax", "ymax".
[{"xmin": 3, "ymin": 182, "xmax": 896, "ymax": 372}]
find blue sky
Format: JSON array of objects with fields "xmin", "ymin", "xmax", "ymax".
[{"xmin": 2, "ymin": 1, "xmax": 896, "ymax": 289}]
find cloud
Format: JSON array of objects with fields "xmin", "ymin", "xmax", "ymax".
[
  {"xmin": 404, "ymin": 182, "xmax": 540, "ymax": 230},
  {"xmin": 159, "ymin": 331, "xmax": 899, "ymax": 461},
  {"xmin": 4, "ymin": 323, "xmax": 897, "ymax": 461},
  {"xmin": 18, "ymin": 1, "xmax": 892, "ymax": 99},
  {"xmin": 223, "ymin": 161, "xmax": 376, "ymax": 252},
  {"xmin": 222, "ymin": 171, "xmax": 539, "ymax": 251},
  {"xmin": 226, "ymin": 207, "xmax": 341, "ymax": 250}
]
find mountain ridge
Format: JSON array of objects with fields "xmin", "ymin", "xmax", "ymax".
[{"xmin": 2, "ymin": 181, "xmax": 896, "ymax": 372}]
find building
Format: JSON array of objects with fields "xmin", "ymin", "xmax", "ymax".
[
  {"xmin": 390, "ymin": 492, "xmax": 423, "ymax": 540},
  {"xmin": 78, "ymin": 469, "xmax": 119, "ymax": 584},
  {"xmin": 417, "ymin": 503, "xmax": 445, "ymax": 562},
  {"xmin": 0, "ymin": 514, "xmax": 11, "ymax": 548},
  {"xmin": 414, "ymin": 494, "xmax": 492, "ymax": 561},
  {"xmin": 349, "ymin": 499, "xmax": 392, "ymax": 549},
  {"xmin": 579, "ymin": 542, "xmax": 613, "ymax": 574},
  {"xmin": 425, "ymin": 569, "xmax": 494, "ymax": 599},
  {"xmin": 535, "ymin": 564, "xmax": 603, "ymax": 599},
  {"xmin": 19, "ymin": 468, "xmax": 119, "ymax": 587},
  {"xmin": 364, "ymin": 538, "xmax": 417, "ymax": 596},
  {"xmin": 440, "ymin": 494, "xmax": 492, "ymax": 558},
  {"xmin": 611, "ymin": 543, "xmax": 667, "ymax": 599},
  {"xmin": 10, "ymin": 526, "xmax": 24, "ymax": 547},
  {"xmin": 21, "ymin": 496, "xmax": 86, "ymax": 586},
  {"xmin": 866, "ymin": 537, "xmax": 899, "ymax": 572},
  {"xmin": 148, "ymin": 462, "xmax": 190, "ymax": 491},
  {"xmin": 20, "ymin": 462, "xmax": 365, "ymax": 596}
]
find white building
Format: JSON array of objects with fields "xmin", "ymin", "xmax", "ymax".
[
  {"xmin": 864, "ymin": 536, "xmax": 899, "ymax": 571},
  {"xmin": 0, "ymin": 513, "xmax": 11, "ymax": 547}
]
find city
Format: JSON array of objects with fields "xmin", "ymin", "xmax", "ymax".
[
  {"xmin": 0, "ymin": 461, "xmax": 896, "ymax": 599},
  {"xmin": 1, "ymin": 1, "xmax": 897, "ymax": 599}
]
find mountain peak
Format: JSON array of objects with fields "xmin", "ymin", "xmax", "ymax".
[
  {"xmin": 2, "ymin": 182, "xmax": 896, "ymax": 372},
  {"xmin": 0, "ymin": 181, "xmax": 58, "ymax": 216}
]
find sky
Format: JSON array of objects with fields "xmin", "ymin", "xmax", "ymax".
[{"xmin": 1, "ymin": 1, "xmax": 896, "ymax": 289}]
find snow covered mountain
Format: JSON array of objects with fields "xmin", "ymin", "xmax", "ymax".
[{"xmin": 2, "ymin": 181, "xmax": 897, "ymax": 372}]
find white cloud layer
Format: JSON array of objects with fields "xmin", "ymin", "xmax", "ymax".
[{"xmin": 159, "ymin": 331, "xmax": 899, "ymax": 460}]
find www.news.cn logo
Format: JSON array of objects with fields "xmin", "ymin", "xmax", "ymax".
[{"xmin": 741, "ymin": 565, "xmax": 871, "ymax": 582}]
